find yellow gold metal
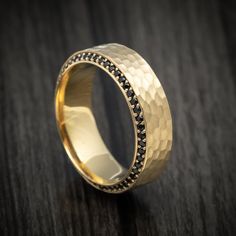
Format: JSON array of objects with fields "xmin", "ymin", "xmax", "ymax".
[{"xmin": 55, "ymin": 43, "xmax": 172, "ymax": 193}]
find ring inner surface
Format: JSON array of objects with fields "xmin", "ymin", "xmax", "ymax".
[{"xmin": 57, "ymin": 63, "xmax": 135, "ymax": 185}]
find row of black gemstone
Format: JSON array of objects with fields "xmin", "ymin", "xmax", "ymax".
[{"xmin": 63, "ymin": 52, "xmax": 146, "ymax": 191}]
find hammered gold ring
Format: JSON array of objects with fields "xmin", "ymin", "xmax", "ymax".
[{"xmin": 55, "ymin": 43, "xmax": 173, "ymax": 193}]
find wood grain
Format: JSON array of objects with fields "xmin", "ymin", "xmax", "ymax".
[{"xmin": 0, "ymin": 0, "xmax": 235, "ymax": 235}]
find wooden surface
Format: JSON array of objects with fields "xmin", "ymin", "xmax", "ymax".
[{"xmin": 0, "ymin": 0, "xmax": 236, "ymax": 235}]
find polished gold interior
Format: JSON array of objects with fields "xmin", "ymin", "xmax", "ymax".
[{"xmin": 56, "ymin": 63, "xmax": 135, "ymax": 185}]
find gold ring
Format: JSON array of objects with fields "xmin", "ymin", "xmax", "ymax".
[{"xmin": 55, "ymin": 43, "xmax": 173, "ymax": 193}]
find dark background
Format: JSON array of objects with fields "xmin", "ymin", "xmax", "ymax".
[{"xmin": 0, "ymin": 0, "xmax": 236, "ymax": 235}]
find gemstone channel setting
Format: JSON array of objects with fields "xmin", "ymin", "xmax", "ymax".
[{"xmin": 59, "ymin": 51, "xmax": 147, "ymax": 193}]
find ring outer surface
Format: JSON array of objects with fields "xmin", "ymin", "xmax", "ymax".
[{"xmin": 55, "ymin": 43, "xmax": 173, "ymax": 193}]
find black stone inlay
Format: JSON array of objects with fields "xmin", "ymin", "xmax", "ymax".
[
  {"xmin": 123, "ymin": 81, "xmax": 130, "ymax": 89},
  {"xmin": 114, "ymin": 70, "xmax": 121, "ymax": 77},
  {"xmin": 132, "ymin": 168, "xmax": 139, "ymax": 174},
  {"xmin": 138, "ymin": 148, "xmax": 145, "ymax": 155},
  {"xmin": 109, "ymin": 65, "xmax": 115, "ymax": 72},
  {"xmin": 135, "ymin": 162, "xmax": 142, "ymax": 168},
  {"xmin": 127, "ymin": 178, "xmax": 133, "ymax": 183},
  {"xmin": 98, "ymin": 57, "xmax": 105, "ymax": 64},
  {"xmin": 82, "ymin": 53, "xmax": 87, "ymax": 59},
  {"xmin": 130, "ymin": 97, "xmax": 138, "ymax": 105},
  {"xmin": 118, "ymin": 184, "xmax": 123, "ymax": 189},
  {"xmin": 137, "ymin": 123, "xmax": 145, "ymax": 131},
  {"xmin": 87, "ymin": 54, "xmax": 93, "ymax": 60},
  {"xmin": 127, "ymin": 89, "xmax": 134, "ymax": 97},
  {"xmin": 118, "ymin": 76, "xmax": 126, "ymax": 83},
  {"xmin": 130, "ymin": 173, "xmax": 137, "ymax": 179},
  {"xmin": 104, "ymin": 60, "xmax": 110, "ymax": 67},
  {"xmin": 64, "ymin": 53, "xmax": 148, "ymax": 192},
  {"xmin": 137, "ymin": 154, "xmax": 144, "ymax": 161},
  {"xmin": 133, "ymin": 105, "xmax": 141, "ymax": 113},
  {"xmin": 138, "ymin": 140, "xmax": 146, "ymax": 147},
  {"xmin": 136, "ymin": 114, "xmax": 143, "ymax": 122},
  {"xmin": 93, "ymin": 54, "xmax": 99, "ymax": 61},
  {"xmin": 138, "ymin": 131, "xmax": 146, "ymax": 139}
]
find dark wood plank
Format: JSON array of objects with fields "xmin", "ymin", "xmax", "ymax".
[{"xmin": 0, "ymin": 0, "xmax": 235, "ymax": 235}]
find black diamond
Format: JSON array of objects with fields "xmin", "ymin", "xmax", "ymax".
[
  {"xmin": 135, "ymin": 162, "xmax": 142, "ymax": 168},
  {"xmin": 130, "ymin": 98, "xmax": 138, "ymax": 105},
  {"xmin": 123, "ymin": 81, "xmax": 130, "ymax": 89},
  {"xmin": 137, "ymin": 123, "xmax": 145, "ymax": 131},
  {"xmin": 137, "ymin": 155, "xmax": 144, "ymax": 161},
  {"xmin": 127, "ymin": 178, "xmax": 133, "ymax": 183},
  {"xmin": 138, "ymin": 132, "xmax": 146, "ymax": 139},
  {"xmin": 82, "ymin": 53, "xmax": 87, "ymax": 59},
  {"xmin": 136, "ymin": 114, "xmax": 143, "ymax": 122},
  {"xmin": 127, "ymin": 89, "xmax": 134, "ymax": 97},
  {"xmin": 114, "ymin": 70, "xmax": 121, "ymax": 77},
  {"xmin": 109, "ymin": 65, "xmax": 115, "ymax": 72},
  {"xmin": 130, "ymin": 173, "xmax": 137, "ymax": 179},
  {"xmin": 87, "ymin": 54, "xmax": 93, "ymax": 60},
  {"xmin": 93, "ymin": 54, "xmax": 99, "ymax": 61},
  {"xmin": 118, "ymin": 76, "xmax": 126, "ymax": 83},
  {"xmin": 132, "ymin": 168, "xmax": 139, "ymax": 174},
  {"xmin": 118, "ymin": 184, "xmax": 123, "ymax": 189},
  {"xmin": 123, "ymin": 181, "xmax": 129, "ymax": 187},
  {"xmin": 104, "ymin": 60, "xmax": 110, "ymax": 67},
  {"xmin": 138, "ymin": 148, "xmax": 145, "ymax": 155},
  {"xmin": 137, "ymin": 156, "xmax": 143, "ymax": 161},
  {"xmin": 138, "ymin": 140, "xmax": 146, "ymax": 147},
  {"xmin": 98, "ymin": 57, "xmax": 105, "ymax": 64},
  {"xmin": 77, "ymin": 54, "xmax": 82, "ymax": 60},
  {"xmin": 126, "ymin": 175, "xmax": 133, "ymax": 183},
  {"xmin": 133, "ymin": 105, "xmax": 141, "ymax": 113}
]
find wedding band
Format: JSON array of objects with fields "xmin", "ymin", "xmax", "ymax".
[{"xmin": 55, "ymin": 43, "xmax": 173, "ymax": 193}]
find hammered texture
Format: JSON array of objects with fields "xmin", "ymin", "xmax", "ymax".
[
  {"xmin": 86, "ymin": 43, "xmax": 173, "ymax": 187},
  {"xmin": 57, "ymin": 43, "xmax": 173, "ymax": 191}
]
